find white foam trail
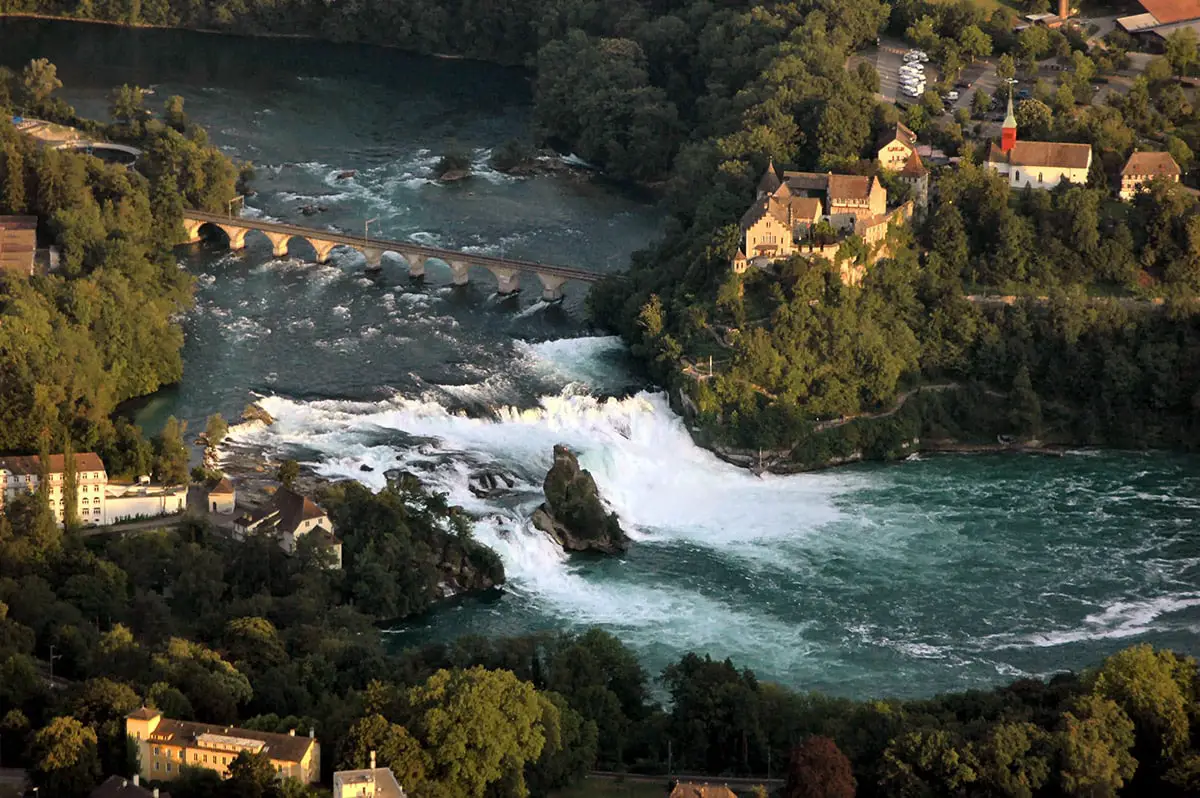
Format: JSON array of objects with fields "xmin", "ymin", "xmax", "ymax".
[
  {"xmin": 1015, "ymin": 594, "xmax": 1200, "ymax": 648},
  {"xmin": 514, "ymin": 336, "xmax": 627, "ymax": 392}
]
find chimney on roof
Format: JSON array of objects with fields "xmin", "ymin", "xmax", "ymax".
[
  {"xmin": 309, "ymin": 727, "xmax": 315, "ymax": 738},
  {"xmin": 133, "ymin": 774, "xmax": 140, "ymax": 786},
  {"xmin": 370, "ymin": 749, "xmax": 376, "ymax": 770},
  {"xmin": 1059, "ymin": 0, "xmax": 1068, "ymax": 19},
  {"xmin": 121, "ymin": 779, "xmax": 128, "ymax": 787},
  {"xmin": 289, "ymin": 728, "xmax": 296, "ymax": 736},
  {"xmin": 153, "ymin": 790, "xmax": 160, "ymax": 798}
]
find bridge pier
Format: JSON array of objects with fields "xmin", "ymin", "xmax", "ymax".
[
  {"xmin": 449, "ymin": 260, "xmax": 470, "ymax": 286},
  {"xmin": 306, "ymin": 238, "xmax": 338, "ymax": 264},
  {"xmin": 216, "ymin": 224, "xmax": 249, "ymax": 251},
  {"xmin": 538, "ymin": 275, "xmax": 568, "ymax": 303},
  {"xmin": 487, "ymin": 267, "xmax": 520, "ymax": 295},
  {"xmin": 182, "ymin": 218, "xmax": 204, "ymax": 244},
  {"xmin": 402, "ymin": 253, "xmax": 426, "ymax": 279},
  {"xmin": 362, "ymin": 247, "xmax": 384, "ymax": 271},
  {"xmin": 264, "ymin": 232, "xmax": 291, "ymax": 258}
]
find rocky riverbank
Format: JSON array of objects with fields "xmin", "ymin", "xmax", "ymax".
[{"xmin": 215, "ymin": 403, "xmax": 505, "ymax": 602}]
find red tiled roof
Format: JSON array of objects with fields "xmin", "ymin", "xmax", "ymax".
[
  {"xmin": 0, "ymin": 452, "xmax": 106, "ymax": 475},
  {"xmin": 899, "ymin": 150, "xmax": 928, "ymax": 177},
  {"xmin": 989, "ymin": 140, "xmax": 1092, "ymax": 170},
  {"xmin": 1122, "ymin": 151, "xmax": 1180, "ymax": 177},
  {"xmin": 1138, "ymin": 0, "xmax": 1200, "ymax": 24},
  {"xmin": 827, "ymin": 174, "xmax": 875, "ymax": 201},
  {"xmin": 789, "ymin": 197, "xmax": 823, "ymax": 220},
  {"xmin": 0, "ymin": 215, "xmax": 36, "ymax": 276},
  {"xmin": 209, "ymin": 477, "xmax": 235, "ymax": 496}
]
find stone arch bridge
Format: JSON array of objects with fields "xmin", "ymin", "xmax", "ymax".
[{"xmin": 182, "ymin": 210, "xmax": 601, "ymax": 301}]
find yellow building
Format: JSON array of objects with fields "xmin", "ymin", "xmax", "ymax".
[
  {"xmin": 126, "ymin": 708, "xmax": 320, "ymax": 785},
  {"xmin": 0, "ymin": 453, "xmax": 108, "ymax": 526},
  {"xmin": 735, "ymin": 161, "xmax": 902, "ymax": 278},
  {"xmin": 876, "ymin": 122, "xmax": 918, "ymax": 171}
]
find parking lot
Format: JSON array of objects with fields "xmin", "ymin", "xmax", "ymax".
[{"xmin": 869, "ymin": 38, "xmax": 940, "ymax": 105}]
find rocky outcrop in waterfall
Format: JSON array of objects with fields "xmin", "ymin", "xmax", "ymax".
[{"xmin": 532, "ymin": 444, "xmax": 629, "ymax": 554}]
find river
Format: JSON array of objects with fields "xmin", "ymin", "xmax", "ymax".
[{"xmin": 5, "ymin": 18, "xmax": 1200, "ymax": 700}]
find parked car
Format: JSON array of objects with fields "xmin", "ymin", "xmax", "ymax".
[
  {"xmin": 904, "ymin": 51, "xmax": 921, "ymax": 62},
  {"xmin": 1017, "ymin": 88, "xmax": 1032, "ymax": 99},
  {"xmin": 955, "ymin": 80, "xmax": 972, "ymax": 89},
  {"xmin": 945, "ymin": 90, "xmax": 960, "ymax": 101},
  {"xmin": 916, "ymin": 51, "xmax": 930, "ymax": 62},
  {"xmin": 903, "ymin": 85, "xmax": 925, "ymax": 97}
]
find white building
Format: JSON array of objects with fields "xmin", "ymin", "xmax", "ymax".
[
  {"xmin": 0, "ymin": 453, "xmax": 108, "ymax": 526},
  {"xmin": 985, "ymin": 93, "xmax": 1092, "ymax": 190},
  {"xmin": 235, "ymin": 487, "xmax": 342, "ymax": 567},
  {"xmin": 104, "ymin": 477, "xmax": 188, "ymax": 525},
  {"xmin": 334, "ymin": 753, "xmax": 406, "ymax": 798}
]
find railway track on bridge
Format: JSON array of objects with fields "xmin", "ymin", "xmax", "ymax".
[{"xmin": 182, "ymin": 209, "xmax": 602, "ymax": 299}]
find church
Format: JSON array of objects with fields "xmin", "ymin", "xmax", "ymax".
[{"xmin": 984, "ymin": 93, "xmax": 1092, "ymax": 190}]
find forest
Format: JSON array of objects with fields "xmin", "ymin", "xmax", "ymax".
[{"xmin": 0, "ymin": 58, "xmax": 238, "ymax": 468}]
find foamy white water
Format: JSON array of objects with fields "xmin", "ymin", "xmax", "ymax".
[{"xmin": 223, "ymin": 337, "xmax": 1200, "ymax": 696}]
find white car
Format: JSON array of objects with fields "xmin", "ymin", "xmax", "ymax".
[
  {"xmin": 901, "ymin": 75, "xmax": 924, "ymax": 86},
  {"xmin": 904, "ymin": 51, "xmax": 921, "ymax": 62},
  {"xmin": 903, "ymin": 85, "xmax": 925, "ymax": 97},
  {"xmin": 945, "ymin": 90, "xmax": 960, "ymax": 101},
  {"xmin": 916, "ymin": 51, "xmax": 930, "ymax": 62},
  {"xmin": 901, "ymin": 68, "xmax": 924, "ymax": 80}
]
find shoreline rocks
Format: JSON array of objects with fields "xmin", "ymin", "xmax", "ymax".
[{"xmin": 533, "ymin": 444, "xmax": 629, "ymax": 554}]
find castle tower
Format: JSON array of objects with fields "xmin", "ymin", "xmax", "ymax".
[
  {"xmin": 756, "ymin": 158, "xmax": 781, "ymax": 199},
  {"xmin": 1001, "ymin": 91, "xmax": 1017, "ymax": 154}
]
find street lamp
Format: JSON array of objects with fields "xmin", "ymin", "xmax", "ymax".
[
  {"xmin": 227, "ymin": 194, "xmax": 245, "ymax": 218},
  {"xmin": 48, "ymin": 645, "xmax": 61, "ymax": 681}
]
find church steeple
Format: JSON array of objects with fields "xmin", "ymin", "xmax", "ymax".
[{"xmin": 1001, "ymin": 90, "xmax": 1017, "ymax": 154}]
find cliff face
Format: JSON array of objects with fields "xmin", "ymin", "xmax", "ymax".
[{"xmin": 532, "ymin": 445, "xmax": 629, "ymax": 554}]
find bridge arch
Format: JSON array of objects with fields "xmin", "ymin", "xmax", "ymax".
[{"xmin": 179, "ymin": 210, "xmax": 592, "ymax": 300}]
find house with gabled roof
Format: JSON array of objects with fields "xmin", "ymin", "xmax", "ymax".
[
  {"xmin": 877, "ymin": 121, "xmax": 918, "ymax": 171},
  {"xmin": 1119, "ymin": 151, "xmax": 1181, "ymax": 200},
  {"xmin": 234, "ymin": 487, "xmax": 342, "ymax": 567}
]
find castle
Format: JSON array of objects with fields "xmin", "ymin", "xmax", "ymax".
[{"xmin": 734, "ymin": 160, "xmax": 913, "ymax": 284}]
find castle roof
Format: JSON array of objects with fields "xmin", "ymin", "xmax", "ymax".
[
  {"xmin": 1122, "ymin": 151, "xmax": 1180, "ymax": 177},
  {"xmin": 899, "ymin": 150, "xmax": 928, "ymax": 177},
  {"xmin": 790, "ymin": 197, "xmax": 823, "ymax": 220},
  {"xmin": 756, "ymin": 160, "xmax": 781, "ymax": 195},
  {"xmin": 828, "ymin": 173, "xmax": 877, "ymax": 202},
  {"xmin": 739, "ymin": 197, "xmax": 789, "ymax": 230}
]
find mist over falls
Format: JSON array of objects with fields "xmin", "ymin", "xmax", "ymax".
[{"xmin": 9, "ymin": 17, "xmax": 1200, "ymax": 700}]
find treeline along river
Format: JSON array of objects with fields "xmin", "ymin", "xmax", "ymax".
[{"xmin": 4, "ymin": 17, "xmax": 1200, "ymax": 699}]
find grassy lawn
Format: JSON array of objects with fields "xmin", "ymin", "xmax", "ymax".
[{"xmin": 551, "ymin": 777, "xmax": 671, "ymax": 798}]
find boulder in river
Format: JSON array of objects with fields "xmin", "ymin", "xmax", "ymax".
[
  {"xmin": 532, "ymin": 444, "xmax": 629, "ymax": 554},
  {"xmin": 241, "ymin": 403, "xmax": 275, "ymax": 426}
]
